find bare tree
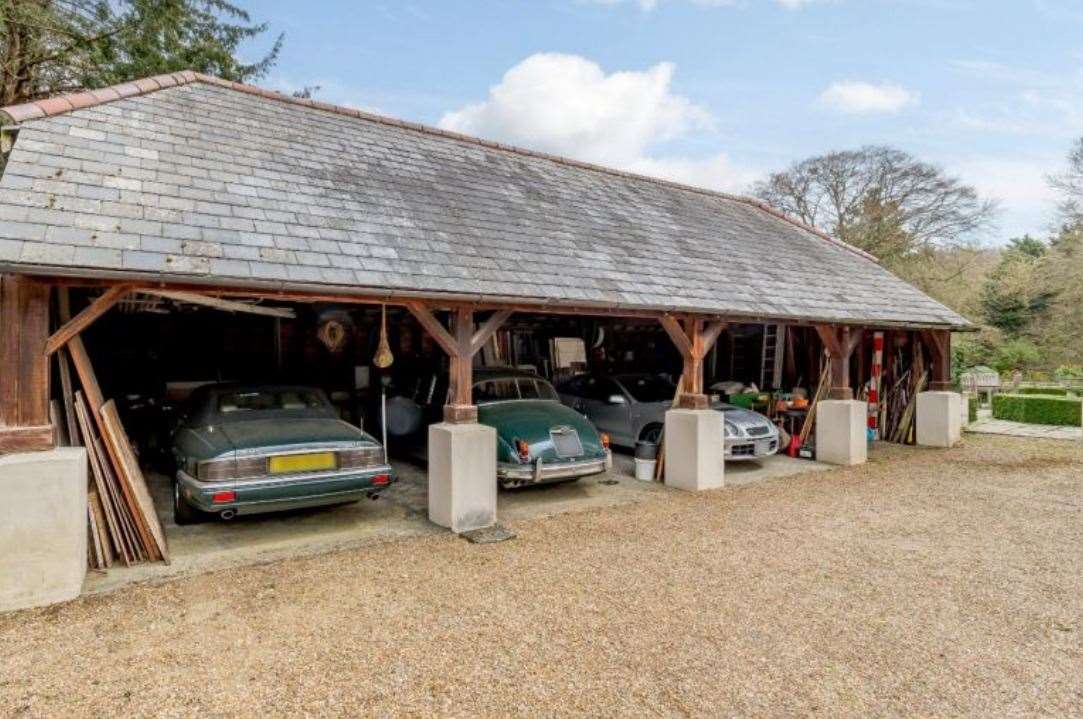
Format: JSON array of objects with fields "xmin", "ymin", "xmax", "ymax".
[
  {"xmin": 1048, "ymin": 137, "xmax": 1083, "ymax": 222},
  {"xmin": 752, "ymin": 146, "xmax": 997, "ymax": 264}
]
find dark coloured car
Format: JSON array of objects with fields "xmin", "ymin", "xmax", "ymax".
[
  {"xmin": 171, "ymin": 384, "xmax": 394, "ymax": 523},
  {"xmin": 388, "ymin": 368, "xmax": 612, "ymax": 488}
]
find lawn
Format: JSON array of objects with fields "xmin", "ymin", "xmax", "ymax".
[{"xmin": 1, "ymin": 435, "xmax": 1080, "ymax": 717}]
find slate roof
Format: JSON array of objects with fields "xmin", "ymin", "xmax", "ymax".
[{"xmin": 0, "ymin": 72, "xmax": 970, "ymax": 329}]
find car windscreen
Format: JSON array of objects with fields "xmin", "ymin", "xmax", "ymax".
[
  {"xmin": 519, "ymin": 378, "xmax": 559, "ymax": 400},
  {"xmin": 474, "ymin": 377, "xmax": 559, "ymax": 403},
  {"xmin": 216, "ymin": 389, "xmax": 328, "ymax": 415},
  {"xmin": 618, "ymin": 375, "xmax": 676, "ymax": 403},
  {"xmin": 474, "ymin": 379, "xmax": 520, "ymax": 403}
]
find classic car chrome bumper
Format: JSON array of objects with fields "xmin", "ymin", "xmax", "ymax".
[
  {"xmin": 498, "ymin": 450, "xmax": 611, "ymax": 486},
  {"xmin": 176, "ymin": 465, "xmax": 395, "ymax": 515}
]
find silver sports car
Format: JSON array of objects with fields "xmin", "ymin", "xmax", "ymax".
[{"xmin": 557, "ymin": 373, "xmax": 779, "ymax": 461}]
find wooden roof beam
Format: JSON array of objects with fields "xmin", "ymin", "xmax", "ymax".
[{"xmin": 45, "ymin": 284, "xmax": 134, "ymax": 356}]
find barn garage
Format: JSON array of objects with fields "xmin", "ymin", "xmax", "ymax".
[{"xmin": 0, "ymin": 72, "xmax": 968, "ymax": 609}]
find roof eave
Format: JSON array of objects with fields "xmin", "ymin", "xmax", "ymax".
[{"xmin": 1, "ymin": 262, "xmax": 976, "ymax": 332}]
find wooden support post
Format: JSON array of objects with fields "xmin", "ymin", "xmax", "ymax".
[
  {"xmin": 0, "ymin": 275, "xmax": 53, "ymax": 453},
  {"xmin": 921, "ymin": 329, "xmax": 952, "ymax": 392},
  {"xmin": 659, "ymin": 315, "xmax": 726, "ymax": 409},
  {"xmin": 406, "ymin": 303, "xmax": 512, "ymax": 423},
  {"xmin": 815, "ymin": 324, "xmax": 863, "ymax": 400},
  {"xmin": 447, "ymin": 307, "xmax": 474, "ymax": 421}
]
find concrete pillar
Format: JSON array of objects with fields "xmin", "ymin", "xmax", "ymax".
[
  {"xmin": 815, "ymin": 400, "xmax": 867, "ymax": 466},
  {"xmin": 916, "ymin": 391, "xmax": 962, "ymax": 448},
  {"xmin": 664, "ymin": 409, "xmax": 724, "ymax": 491},
  {"xmin": 428, "ymin": 422, "xmax": 497, "ymax": 533},
  {"xmin": 0, "ymin": 448, "xmax": 87, "ymax": 612}
]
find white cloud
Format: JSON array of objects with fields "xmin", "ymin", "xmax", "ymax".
[
  {"xmin": 624, "ymin": 154, "xmax": 761, "ymax": 193},
  {"xmin": 817, "ymin": 81, "xmax": 919, "ymax": 115},
  {"xmin": 438, "ymin": 53, "xmax": 757, "ymax": 193}
]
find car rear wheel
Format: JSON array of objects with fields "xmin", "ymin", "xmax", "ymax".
[
  {"xmin": 640, "ymin": 424, "xmax": 663, "ymax": 444},
  {"xmin": 173, "ymin": 479, "xmax": 204, "ymax": 525}
]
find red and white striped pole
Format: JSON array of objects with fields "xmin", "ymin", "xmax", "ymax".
[{"xmin": 868, "ymin": 331, "xmax": 884, "ymax": 440}]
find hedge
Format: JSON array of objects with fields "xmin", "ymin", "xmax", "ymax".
[
  {"xmin": 992, "ymin": 394, "xmax": 1083, "ymax": 427},
  {"xmin": 967, "ymin": 394, "xmax": 978, "ymax": 424},
  {"xmin": 1016, "ymin": 386, "xmax": 1070, "ymax": 397}
]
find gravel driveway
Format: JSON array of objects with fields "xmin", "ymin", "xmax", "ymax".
[{"xmin": 2, "ymin": 435, "xmax": 1080, "ymax": 717}]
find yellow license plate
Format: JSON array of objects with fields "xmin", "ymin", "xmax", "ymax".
[{"xmin": 268, "ymin": 452, "xmax": 336, "ymax": 474}]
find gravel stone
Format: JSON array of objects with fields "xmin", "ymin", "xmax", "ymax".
[{"xmin": 0, "ymin": 436, "xmax": 1079, "ymax": 717}]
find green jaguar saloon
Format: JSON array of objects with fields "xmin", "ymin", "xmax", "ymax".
[
  {"xmin": 171, "ymin": 384, "xmax": 394, "ymax": 524},
  {"xmin": 474, "ymin": 369, "xmax": 613, "ymax": 488},
  {"xmin": 391, "ymin": 368, "xmax": 612, "ymax": 489}
]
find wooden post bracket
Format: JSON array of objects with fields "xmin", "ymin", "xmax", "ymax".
[
  {"xmin": 920, "ymin": 329, "xmax": 952, "ymax": 391},
  {"xmin": 659, "ymin": 315, "xmax": 726, "ymax": 409},
  {"xmin": 815, "ymin": 324, "xmax": 864, "ymax": 400},
  {"xmin": 405, "ymin": 302, "xmax": 512, "ymax": 422},
  {"xmin": 45, "ymin": 284, "xmax": 135, "ymax": 356}
]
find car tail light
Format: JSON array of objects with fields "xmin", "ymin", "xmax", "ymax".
[
  {"xmin": 371, "ymin": 474, "xmax": 390, "ymax": 486},
  {"xmin": 211, "ymin": 490, "xmax": 236, "ymax": 504},
  {"xmin": 234, "ymin": 456, "xmax": 268, "ymax": 478},
  {"xmin": 600, "ymin": 433, "xmax": 611, "ymax": 450},
  {"xmin": 338, "ymin": 446, "xmax": 383, "ymax": 469},
  {"xmin": 197, "ymin": 457, "xmax": 266, "ymax": 481},
  {"xmin": 515, "ymin": 439, "xmax": 530, "ymax": 461},
  {"xmin": 198, "ymin": 458, "xmax": 235, "ymax": 481}
]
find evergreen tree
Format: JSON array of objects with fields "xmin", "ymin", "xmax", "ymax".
[
  {"xmin": 1, "ymin": 0, "xmax": 280, "ymax": 105},
  {"xmin": 979, "ymin": 236, "xmax": 1055, "ymax": 336}
]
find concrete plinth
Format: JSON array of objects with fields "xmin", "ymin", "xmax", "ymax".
[
  {"xmin": 664, "ymin": 409, "xmax": 724, "ymax": 491},
  {"xmin": 815, "ymin": 400, "xmax": 867, "ymax": 466},
  {"xmin": 916, "ymin": 391, "xmax": 963, "ymax": 448},
  {"xmin": 428, "ymin": 422, "xmax": 497, "ymax": 533},
  {"xmin": 0, "ymin": 448, "xmax": 87, "ymax": 612}
]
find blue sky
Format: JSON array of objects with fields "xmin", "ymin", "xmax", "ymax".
[{"xmin": 242, "ymin": 0, "xmax": 1083, "ymax": 244}]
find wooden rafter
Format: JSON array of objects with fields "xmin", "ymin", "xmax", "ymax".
[{"xmin": 140, "ymin": 290, "xmax": 296, "ymax": 319}]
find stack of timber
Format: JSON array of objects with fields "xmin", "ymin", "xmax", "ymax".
[
  {"xmin": 653, "ymin": 374, "xmax": 684, "ymax": 481},
  {"xmin": 796, "ymin": 361, "xmax": 831, "ymax": 449},
  {"xmin": 54, "ymin": 291, "xmax": 169, "ymax": 569},
  {"xmin": 58, "ymin": 348, "xmax": 169, "ymax": 568},
  {"xmin": 880, "ymin": 342, "xmax": 927, "ymax": 444}
]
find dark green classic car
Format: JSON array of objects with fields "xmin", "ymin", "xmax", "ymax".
[
  {"xmin": 477, "ymin": 369, "xmax": 612, "ymax": 487},
  {"xmin": 171, "ymin": 384, "xmax": 394, "ymax": 523},
  {"xmin": 393, "ymin": 368, "xmax": 612, "ymax": 489}
]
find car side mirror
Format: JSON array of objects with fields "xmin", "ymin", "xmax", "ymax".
[{"xmin": 607, "ymin": 394, "xmax": 627, "ymax": 405}]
